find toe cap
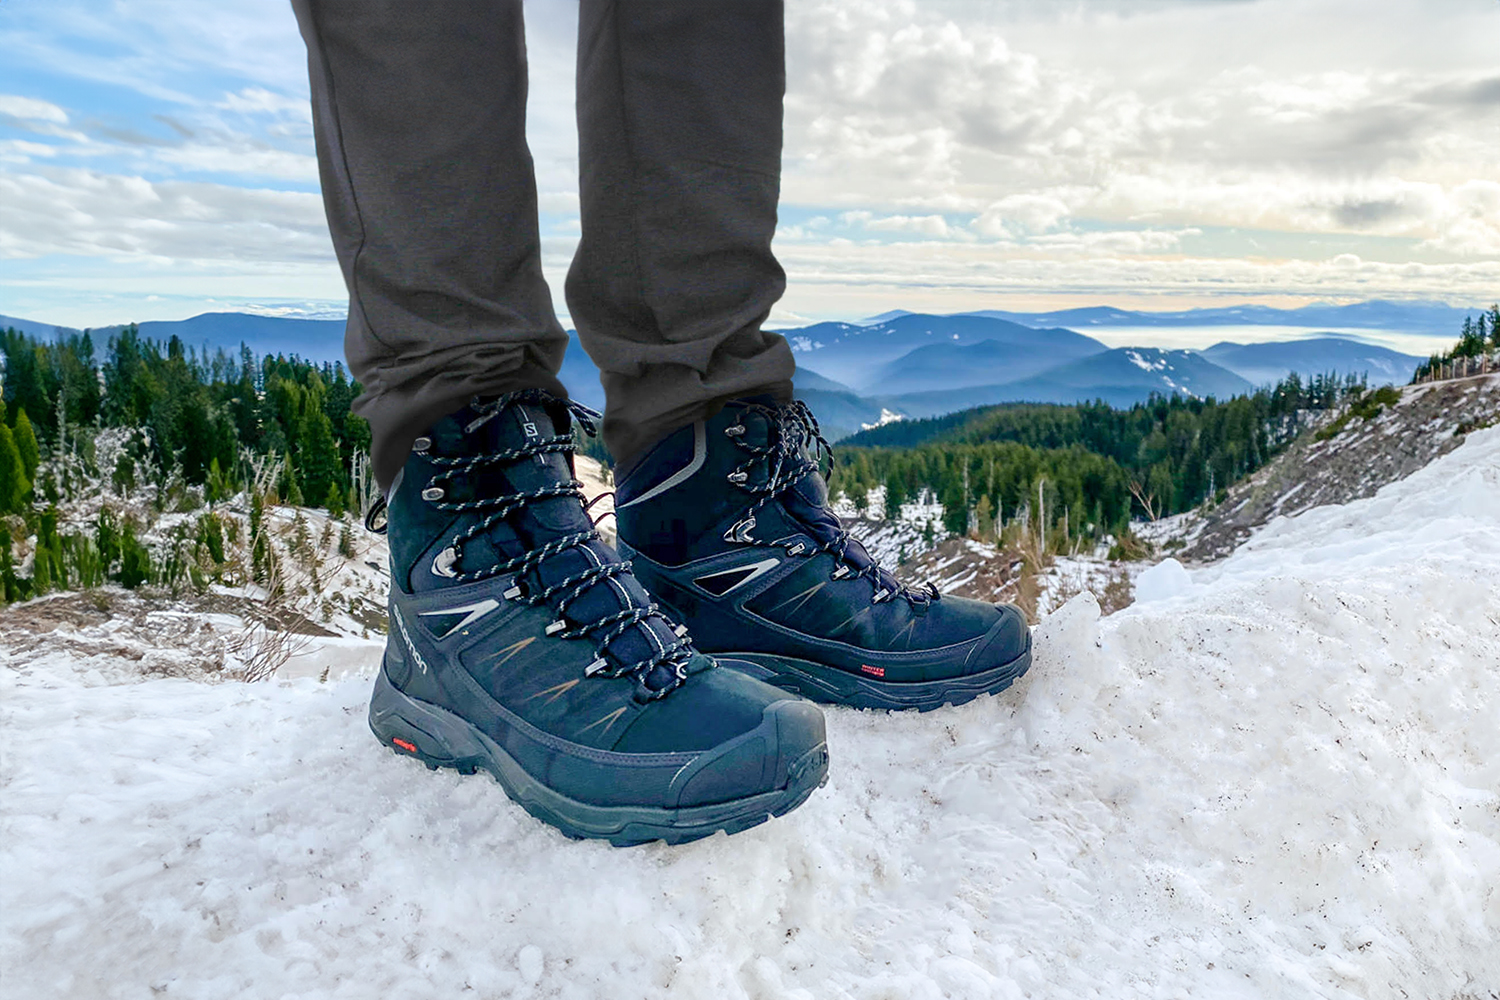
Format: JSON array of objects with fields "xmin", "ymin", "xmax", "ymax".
[
  {"xmin": 674, "ymin": 697, "xmax": 828, "ymax": 808},
  {"xmin": 963, "ymin": 603, "xmax": 1030, "ymax": 675}
]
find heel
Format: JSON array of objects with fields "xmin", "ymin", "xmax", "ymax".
[{"xmin": 368, "ymin": 665, "xmax": 493, "ymax": 774}]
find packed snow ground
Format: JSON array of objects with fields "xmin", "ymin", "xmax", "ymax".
[{"xmin": 4, "ymin": 432, "xmax": 1499, "ymax": 999}]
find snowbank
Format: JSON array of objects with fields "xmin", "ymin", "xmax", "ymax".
[{"xmin": 4, "ymin": 430, "xmax": 1498, "ymax": 999}]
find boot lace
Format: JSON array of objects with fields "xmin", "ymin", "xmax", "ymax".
[
  {"xmin": 723, "ymin": 399, "xmax": 938, "ymax": 608},
  {"xmin": 366, "ymin": 389, "xmax": 695, "ymax": 701}
]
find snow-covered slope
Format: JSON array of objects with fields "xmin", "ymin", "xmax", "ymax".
[{"xmin": 4, "ymin": 431, "xmax": 1498, "ymax": 998}]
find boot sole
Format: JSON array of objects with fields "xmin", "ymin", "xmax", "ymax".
[
  {"xmin": 719, "ymin": 633, "xmax": 1032, "ymax": 712},
  {"xmin": 367, "ymin": 669, "xmax": 829, "ymax": 847}
]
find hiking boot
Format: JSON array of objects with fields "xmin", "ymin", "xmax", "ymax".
[
  {"xmin": 365, "ymin": 390, "xmax": 829, "ymax": 846},
  {"xmin": 614, "ymin": 397, "xmax": 1031, "ymax": 711}
]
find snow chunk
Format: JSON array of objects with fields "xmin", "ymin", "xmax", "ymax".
[{"xmin": 1133, "ymin": 556, "xmax": 1195, "ymax": 603}]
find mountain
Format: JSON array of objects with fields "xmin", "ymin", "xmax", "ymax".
[
  {"xmin": 779, "ymin": 313, "xmax": 1108, "ymax": 391},
  {"xmin": 558, "ymin": 331, "xmax": 605, "ymax": 411},
  {"xmin": 869, "ymin": 335, "xmax": 1106, "ymax": 394},
  {"xmin": 884, "ymin": 347, "xmax": 1253, "ymax": 418},
  {"xmin": 791, "ymin": 367, "xmax": 859, "ymax": 395},
  {"xmin": 130, "ymin": 313, "xmax": 348, "ymax": 363},
  {"xmin": 854, "ymin": 309, "xmax": 914, "ymax": 325},
  {"xmin": 1197, "ymin": 338, "xmax": 1423, "ymax": 387},
  {"xmin": 0, "ymin": 314, "xmax": 82, "ymax": 339},
  {"xmin": 958, "ymin": 299, "xmax": 1476, "ymax": 334}
]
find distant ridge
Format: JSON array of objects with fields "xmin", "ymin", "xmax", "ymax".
[
  {"xmin": 954, "ymin": 299, "xmax": 1473, "ymax": 333},
  {"xmin": 1, "ymin": 302, "xmax": 1465, "ymax": 441},
  {"xmin": 1199, "ymin": 338, "xmax": 1423, "ymax": 387}
]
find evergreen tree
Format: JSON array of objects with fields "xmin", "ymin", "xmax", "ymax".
[
  {"xmin": 0, "ymin": 421, "xmax": 28, "ymax": 515},
  {"xmin": 0, "ymin": 524, "xmax": 21, "ymax": 603},
  {"xmin": 117, "ymin": 522, "xmax": 151, "ymax": 590},
  {"xmin": 324, "ymin": 481, "xmax": 346, "ymax": 518},
  {"xmin": 12, "ymin": 408, "xmax": 39, "ymax": 481}
]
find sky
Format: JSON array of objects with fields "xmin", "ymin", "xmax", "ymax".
[{"xmin": 1, "ymin": 0, "xmax": 1497, "ymax": 332}]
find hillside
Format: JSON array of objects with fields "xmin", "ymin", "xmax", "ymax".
[{"xmin": 1163, "ymin": 372, "xmax": 1500, "ymax": 561}]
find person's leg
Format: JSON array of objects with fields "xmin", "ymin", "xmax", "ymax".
[
  {"xmin": 292, "ymin": 0, "xmax": 567, "ymax": 491},
  {"xmin": 567, "ymin": 0, "xmax": 795, "ymax": 466},
  {"xmin": 292, "ymin": 0, "xmax": 829, "ymax": 844}
]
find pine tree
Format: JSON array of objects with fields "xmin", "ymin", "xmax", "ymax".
[
  {"xmin": 324, "ymin": 481, "xmax": 345, "ymax": 518},
  {"xmin": 0, "ymin": 421, "xmax": 28, "ymax": 515},
  {"xmin": 12, "ymin": 409, "xmax": 39, "ymax": 481},
  {"xmin": 0, "ymin": 524, "xmax": 20, "ymax": 603},
  {"xmin": 117, "ymin": 522, "xmax": 151, "ymax": 590}
]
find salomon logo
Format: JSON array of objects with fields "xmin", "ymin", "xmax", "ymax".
[{"xmin": 392, "ymin": 606, "xmax": 432, "ymax": 675}]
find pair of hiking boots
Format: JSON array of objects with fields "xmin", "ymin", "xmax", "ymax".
[{"xmin": 367, "ymin": 390, "xmax": 1031, "ymax": 846}]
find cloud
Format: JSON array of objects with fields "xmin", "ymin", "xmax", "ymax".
[
  {"xmin": 0, "ymin": 95, "xmax": 69, "ymax": 124},
  {"xmin": 780, "ymin": 0, "xmax": 1499, "ymax": 258},
  {"xmin": 839, "ymin": 210, "xmax": 967, "ymax": 239},
  {"xmin": 0, "ymin": 168, "xmax": 331, "ymax": 263},
  {"xmin": 218, "ymin": 88, "xmax": 311, "ymax": 121},
  {"xmin": 974, "ymin": 194, "xmax": 1072, "ymax": 237},
  {"xmin": 2, "ymin": 0, "xmax": 1496, "ymax": 322}
]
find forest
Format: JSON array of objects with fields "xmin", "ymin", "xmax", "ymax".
[
  {"xmin": 828, "ymin": 372, "xmax": 1366, "ymax": 542},
  {"xmin": 0, "ymin": 324, "xmax": 370, "ymax": 518},
  {"xmin": 1413, "ymin": 304, "xmax": 1500, "ymax": 379}
]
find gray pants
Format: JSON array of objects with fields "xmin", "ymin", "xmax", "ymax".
[{"xmin": 292, "ymin": 0, "xmax": 794, "ymax": 488}]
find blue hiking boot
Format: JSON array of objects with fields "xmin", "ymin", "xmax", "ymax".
[
  {"xmin": 365, "ymin": 390, "xmax": 829, "ymax": 846},
  {"xmin": 614, "ymin": 398, "xmax": 1031, "ymax": 712}
]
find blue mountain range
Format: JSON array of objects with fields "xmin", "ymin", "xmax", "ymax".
[{"xmin": 2, "ymin": 301, "xmax": 1448, "ymax": 441}]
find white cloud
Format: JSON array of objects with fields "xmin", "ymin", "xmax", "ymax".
[
  {"xmin": 0, "ymin": 168, "xmax": 331, "ymax": 262},
  {"xmin": 780, "ymin": 0, "xmax": 1500, "ymax": 261},
  {"xmin": 0, "ymin": 95, "xmax": 69, "ymax": 123},
  {"xmin": 217, "ymin": 87, "xmax": 311, "ymax": 121},
  {"xmin": 974, "ymin": 194, "xmax": 1071, "ymax": 237}
]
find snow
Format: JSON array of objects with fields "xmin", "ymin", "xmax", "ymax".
[
  {"xmin": 1126, "ymin": 349, "xmax": 1167, "ymax": 372},
  {"xmin": 858, "ymin": 408, "xmax": 907, "ymax": 431},
  {"xmin": 4, "ymin": 430, "xmax": 1499, "ymax": 998},
  {"xmin": 1132, "ymin": 556, "xmax": 1195, "ymax": 603}
]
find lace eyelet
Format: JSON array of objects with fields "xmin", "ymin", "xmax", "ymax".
[
  {"xmin": 413, "ymin": 436, "xmax": 432, "ymax": 453},
  {"xmin": 420, "ymin": 485, "xmax": 445, "ymax": 501},
  {"xmin": 727, "ymin": 471, "xmax": 749, "ymax": 484}
]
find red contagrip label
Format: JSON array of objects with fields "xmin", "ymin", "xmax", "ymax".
[
  {"xmin": 392, "ymin": 738, "xmax": 418, "ymax": 753},
  {"xmin": 860, "ymin": 664, "xmax": 885, "ymax": 678}
]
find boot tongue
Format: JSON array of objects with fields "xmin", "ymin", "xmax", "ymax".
[{"xmin": 481, "ymin": 400, "xmax": 591, "ymax": 541}]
